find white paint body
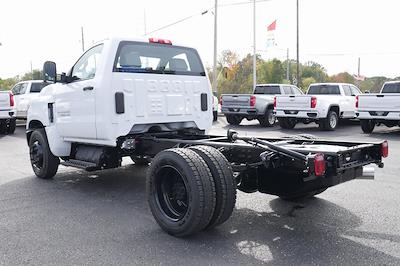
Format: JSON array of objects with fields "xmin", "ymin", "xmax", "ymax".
[
  {"xmin": 0, "ymin": 91, "xmax": 15, "ymax": 119},
  {"xmin": 357, "ymin": 81, "xmax": 400, "ymax": 121},
  {"xmin": 275, "ymin": 83, "xmax": 361, "ymax": 120},
  {"xmin": 11, "ymin": 80, "xmax": 48, "ymax": 119},
  {"xmin": 28, "ymin": 37, "xmax": 212, "ymax": 157}
]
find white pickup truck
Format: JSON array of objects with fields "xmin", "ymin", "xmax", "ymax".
[
  {"xmin": 0, "ymin": 90, "xmax": 16, "ymax": 134},
  {"xmin": 11, "ymin": 80, "xmax": 49, "ymax": 119},
  {"xmin": 26, "ymin": 37, "xmax": 387, "ymax": 237},
  {"xmin": 275, "ymin": 83, "xmax": 361, "ymax": 131},
  {"xmin": 357, "ymin": 81, "xmax": 400, "ymax": 133},
  {"xmin": 221, "ymin": 84, "xmax": 303, "ymax": 127}
]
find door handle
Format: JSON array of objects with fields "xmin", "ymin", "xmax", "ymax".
[{"xmin": 83, "ymin": 86, "xmax": 94, "ymax": 91}]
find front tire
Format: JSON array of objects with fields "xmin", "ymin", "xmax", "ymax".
[
  {"xmin": 360, "ymin": 120, "xmax": 375, "ymax": 133},
  {"xmin": 146, "ymin": 148, "xmax": 216, "ymax": 237},
  {"xmin": 258, "ymin": 109, "xmax": 276, "ymax": 127},
  {"xmin": 29, "ymin": 129, "xmax": 59, "ymax": 179}
]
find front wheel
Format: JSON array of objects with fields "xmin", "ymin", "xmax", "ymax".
[
  {"xmin": 29, "ymin": 129, "xmax": 59, "ymax": 179},
  {"xmin": 258, "ymin": 109, "xmax": 276, "ymax": 127},
  {"xmin": 360, "ymin": 120, "xmax": 375, "ymax": 133}
]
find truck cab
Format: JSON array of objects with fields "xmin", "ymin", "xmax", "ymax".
[{"xmin": 27, "ymin": 37, "xmax": 212, "ymax": 159}]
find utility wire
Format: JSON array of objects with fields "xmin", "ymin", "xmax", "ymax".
[{"xmin": 145, "ymin": 0, "xmax": 273, "ymax": 36}]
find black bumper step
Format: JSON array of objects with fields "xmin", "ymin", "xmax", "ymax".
[{"xmin": 61, "ymin": 159, "xmax": 99, "ymax": 171}]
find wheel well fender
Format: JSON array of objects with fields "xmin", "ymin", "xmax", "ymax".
[{"xmin": 26, "ymin": 120, "xmax": 44, "ymax": 144}]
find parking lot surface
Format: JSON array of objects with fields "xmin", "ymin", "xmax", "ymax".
[{"xmin": 1, "ymin": 119, "xmax": 399, "ymax": 265}]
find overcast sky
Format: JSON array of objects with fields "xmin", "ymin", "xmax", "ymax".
[{"xmin": 0, "ymin": 0, "xmax": 399, "ymax": 79}]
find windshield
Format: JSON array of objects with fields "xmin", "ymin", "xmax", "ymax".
[
  {"xmin": 253, "ymin": 85, "xmax": 281, "ymax": 95},
  {"xmin": 30, "ymin": 82, "xmax": 49, "ymax": 93},
  {"xmin": 382, "ymin": 83, "xmax": 400, "ymax": 93},
  {"xmin": 114, "ymin": 42, "xmax": 205, "ymax": 76},
  {"xmin": 308, "ymin": 85, "xmax": 340, "ymax": 95}
]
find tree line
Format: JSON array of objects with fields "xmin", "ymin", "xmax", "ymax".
[
  {"xmin": 0, "ymin": 70, "xmax": 42, "ymax": 90},
  {"xmin": 210, "ymin": 50, "xmax": 398, "ymax": 96}
]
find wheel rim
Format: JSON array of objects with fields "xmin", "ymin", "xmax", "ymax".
[
  {"xmin": 30, "ymin": 140, "xmax": 44, "ymax": 170},
  {"xmin": 155, "ymin": 166, "xmax": 189, "ymax": 221},
  {"xmin": 329, "ymin": 114, "xmax": 337, "ymax": 128},
  {"xmin": 268, "ymin": 112, "xmax": 275, "ymax": 124}
]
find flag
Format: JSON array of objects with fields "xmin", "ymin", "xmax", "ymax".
[{"xmin": 267, "ymin": 20, "xmax": 276, "ymax": 31}]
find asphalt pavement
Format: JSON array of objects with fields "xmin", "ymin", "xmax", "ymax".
[{"xmin": 0, "ymin": 119, "xmax": 399, "ymax": 265}]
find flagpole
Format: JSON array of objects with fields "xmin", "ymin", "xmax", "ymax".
[
  {"xmin": 253, "ymin": 0, "xmax": 256, "ymax": 90},
  {"xmin": 213, "ymin": 0, "xmax": 218, "ymax": 94}
]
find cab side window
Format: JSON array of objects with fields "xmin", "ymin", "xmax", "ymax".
[
  {"xmin": 71, "ymin": 44, "xmax": 104, "ymax": 80},
  {"xmin": 342, "ymin": 85, "xmax": 352, "ymax": 96},
  {"xmin": 350, "ymin": 86, "xmax": 361, "ymax": 96},
  {"xmin": 283, "ymin": 86, "xmax": 292, "ymax": 94},
  {"xmin": 11, "ymin": 84, "xmax": 21, "ymax": 95},
  {"xmin": 19, "ymin": 83, "xmax": 28, "ymax": 94}
]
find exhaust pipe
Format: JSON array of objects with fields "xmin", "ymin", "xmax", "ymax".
[{"xmin": 357, "ymin": 166, "xmax": 375, "ymax": 180}]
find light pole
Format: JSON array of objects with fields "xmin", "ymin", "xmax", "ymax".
[
  {"xmin": 296, "ymin": 0, "xmax": 300, "ymax": 86},
  {"xmin": 212, "ymin": 0, "xmax": 218, "ymax": 94},
  {"xmin": 253, "ymin": 0, "xmax": 256, "ymax": 90}
]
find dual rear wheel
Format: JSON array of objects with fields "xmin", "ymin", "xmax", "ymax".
[{"xmin": 146, "ymin": 146, "xmax": 236, "ymax": 237}]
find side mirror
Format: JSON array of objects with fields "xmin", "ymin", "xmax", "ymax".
[{"xmin": 43, "ymin": 61, "xmax": 57, "ymax": 82}]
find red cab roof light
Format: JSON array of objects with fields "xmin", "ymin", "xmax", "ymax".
[
  {"xmin": 314, "ymin": 153, "xmax": 326, "ymax": 176},
  {"xmin": 149, "ymin": 38, "xmax": 172, "ymax": 45}
]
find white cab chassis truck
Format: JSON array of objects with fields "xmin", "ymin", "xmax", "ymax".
[
  {"xmin": 27, "ymin": 37, "xmax": 387, "ymax": 237},
  {"xmin": 357, "ymin": 81, "xmax": 400, "ymax": 133},
  {"xmin": 275, "ymin": 83, "xmax": 361, "ymax": 131},
  {"xmin": 0, "ymin": 90, "xmax": 16, "ymax": 134}
]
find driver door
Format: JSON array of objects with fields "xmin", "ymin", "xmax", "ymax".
[{"xmin": 55, "ymin": 44, "xmax": 103, "ymax": 140}]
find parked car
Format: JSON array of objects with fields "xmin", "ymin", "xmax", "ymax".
[
  {"xmin": 357, "ymin": 81, "xmax": 400, "ymax": 133},
  {"xmin": 26, "ymin": 37, "xmax": 387, "ymax": 238},
  {"xmin": 275, "ymin": 83, "xmax": 361, "ymax": 131},
  {"xmin": 221, "ymin": 84, "xmax": 303, "ymax": 127},
  {"xmin": 0, "ymin": 90, "xmax": 16, "ymax": 134},
  {"xmin": 212, "ymin": 91, "xmax": 218, "ymax": 121},
  {"xmin": 11, "ymin": 80, "xmax": 49, "ymax": 119}
]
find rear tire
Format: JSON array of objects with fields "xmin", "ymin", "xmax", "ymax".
[
  {"xmin": 226, "ymin": 115, "xmax": 242, "ymax": 126},
  {"xmin": 258, "ymin": 109, "xmax": 276, "ymax": 127},
  {"xmin": 189, "ymin": 146, "xmax": 236, "ymax": 229},
  {"xmin": 360, "ymin": 120, "xmax": 375, "ymax": 133},
  {"xmin": 279, "ymin": 188, "xmax": 328, "ymax": 201},
  {"xmin": 320, "ymin": 111, "xmax": 338, "ymax": 131},
  {"xmin": 6, "ymin": 118, "xmax": 16, "ymax": 134},
  {"xmin": 279, "ymin": 118, "xmax": 296, "ymax": 129},
  {"xmin": 0, "ymin": 120, "xmax": 6, "ymax": 134},
  {"xmin": 29, "ymin": 129, "xmax": 59, "ymax": 179},
  {"xmin": 146, "ymin": 148, "xmax": 216, "ymax": 237}
]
